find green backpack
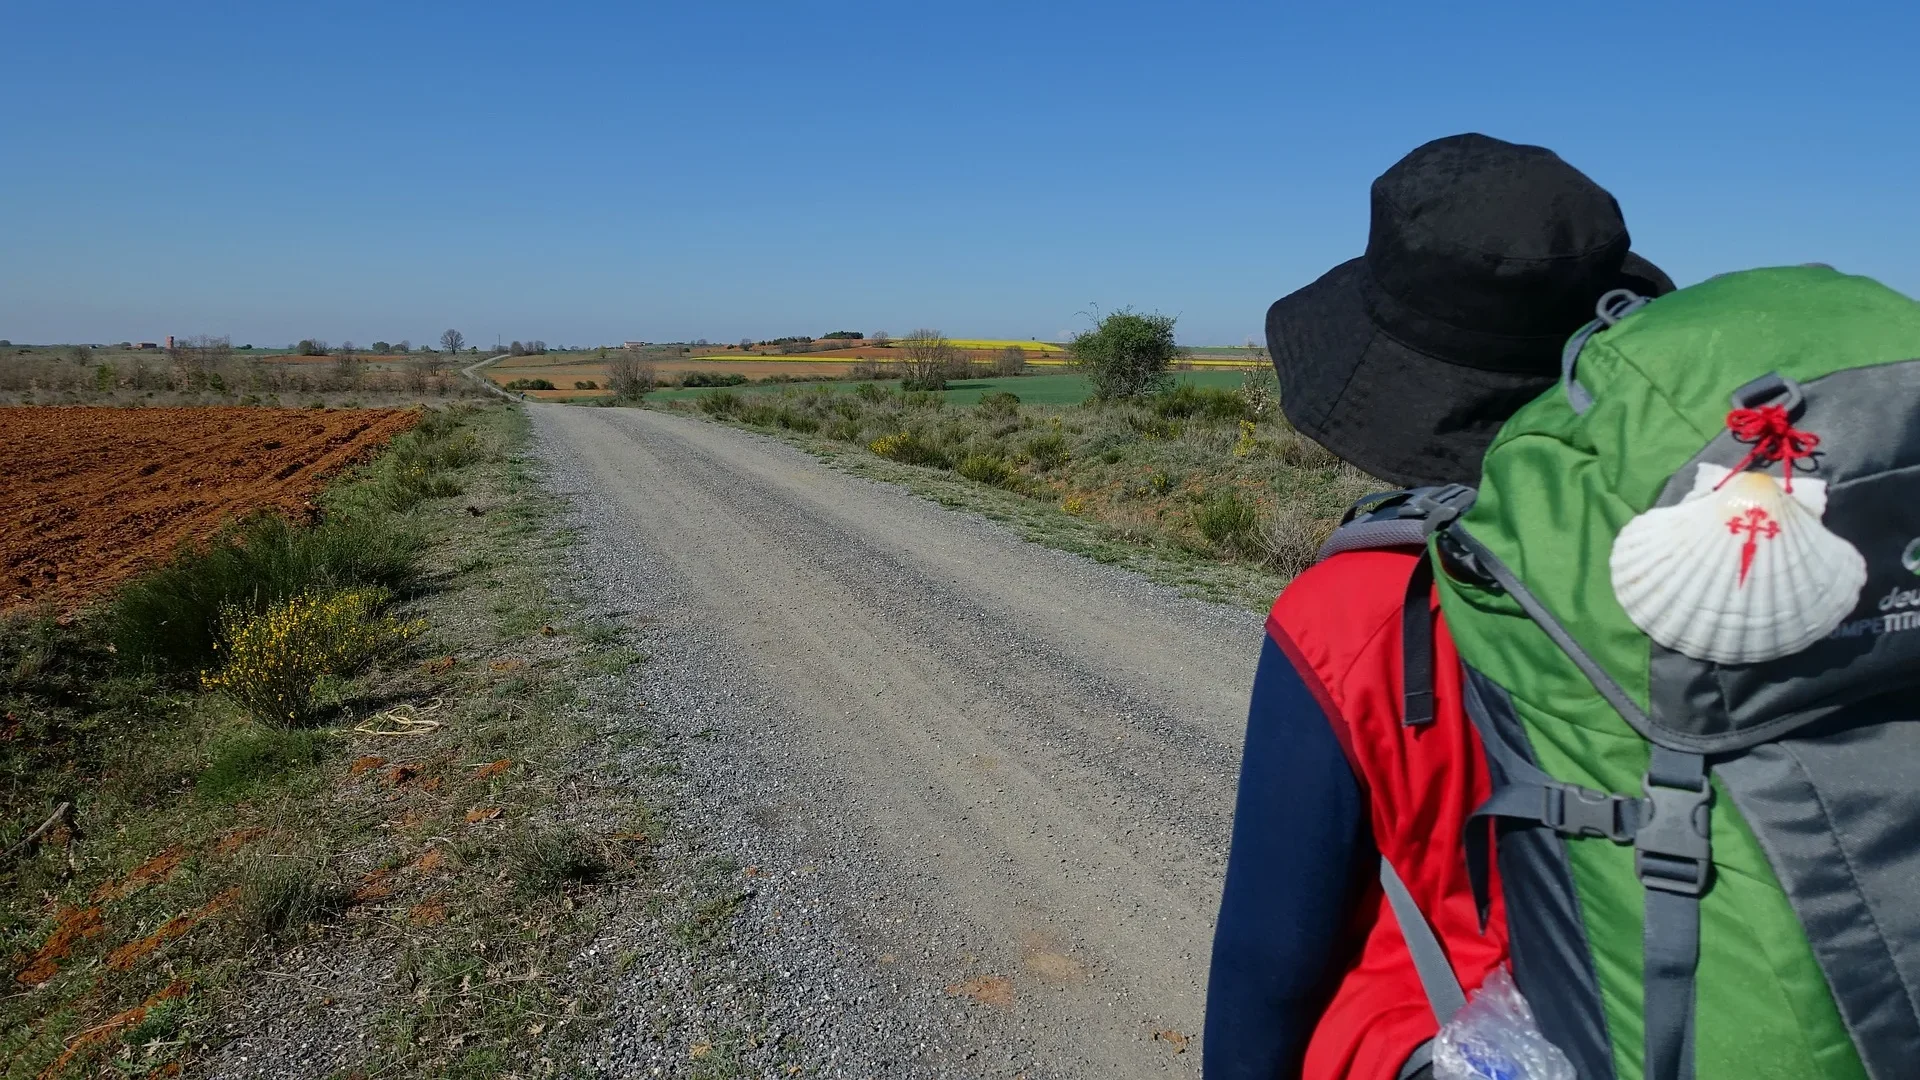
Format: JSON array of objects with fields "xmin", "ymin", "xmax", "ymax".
[{"xmin": 1385, "ymin": 266, "xmax": 1920, "ymax": 1080}]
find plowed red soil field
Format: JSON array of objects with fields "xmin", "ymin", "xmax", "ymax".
[{"xmin": 1, "ymin": 406, "xmax": 419, "ymax": 612}]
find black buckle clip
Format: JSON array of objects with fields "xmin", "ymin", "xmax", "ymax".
[
  {"xmin": 1544, "ymin": 783, "xmax": 1638, "ymax": 843},
  {"xmin": 1635, "ymin": 773, "xmax": 1713, "ymax": 896}
]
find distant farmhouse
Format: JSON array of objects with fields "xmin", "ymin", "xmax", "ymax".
[{"xmin": 622, "ymin": 341, "xmax": 650, "ymax": 350}]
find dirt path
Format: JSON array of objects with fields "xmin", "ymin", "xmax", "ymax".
[{"xmin": 532, "ymin": 404, "xmax": 1263, "ymax": 1077}]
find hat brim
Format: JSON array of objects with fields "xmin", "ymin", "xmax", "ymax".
[{"xmin": 1266, "ymin": 253, "xmax": 1674, "ymax": 488}]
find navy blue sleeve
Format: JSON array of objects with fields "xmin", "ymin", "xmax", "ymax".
[{"xmin": 1204, "ymin": 634, "xmax": 1370, "ymax": 1079}]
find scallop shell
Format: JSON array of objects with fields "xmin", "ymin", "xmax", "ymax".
[{"xmin": 1610, "ymin": 464, "xmax": 1866, "ymax": 664}]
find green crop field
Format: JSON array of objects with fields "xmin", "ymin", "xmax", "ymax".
[{"xmin": 646, "ymin": 370, "xmax": 1250, "ymax": 405}]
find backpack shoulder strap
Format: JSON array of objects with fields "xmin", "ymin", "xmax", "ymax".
[
  {"xmin": 1317, "ymin": 484, "xmax": 1478, "ymax": 562},
  {"xmin": 1316, "ymin": 485, "xmax": 1476, "ymax": 726}
]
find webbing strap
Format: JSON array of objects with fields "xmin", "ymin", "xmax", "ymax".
[
  {"xmin": 1644, "ymin": 888, "xmax": 1701, "ymax": 1080},
  {"xmin": 1640, "ymin": 748, "xmax": 1710, "ymax": 1080},
  {"xmin": 1401, "ymin": 556, "xmax": 1436, "ymax": 726},
  {"xmin": 1395, "ymin": 1039, "xmax": 1435, "ymax": 1080},
  {"xmin": 1380, "ymin": 855, "xmax": 1466, "ymax": 1025},
  {"xmin": 1445, "ymin": 527, "xmax": 1653, "ymax": 733}
]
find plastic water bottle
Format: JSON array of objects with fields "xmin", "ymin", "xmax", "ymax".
[{"xmin": 1431, "ymin": 967, "xmax": 1575, "ymax": 1080}]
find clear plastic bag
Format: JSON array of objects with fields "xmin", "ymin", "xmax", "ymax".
[{"xmin": 1431, "ymin": 966, "xmax": 1577, "ymax": 1080}]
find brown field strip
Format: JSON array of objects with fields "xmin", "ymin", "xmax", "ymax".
[{"xmin": 0, "ymin": 406, "xmax": 419, "ymax": 612}]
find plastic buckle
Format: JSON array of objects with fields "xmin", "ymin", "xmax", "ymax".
[
  {"xmin": 1635, "ymin": 773, "xmax": 1713, "ymax": 896},
  {"xmin": 1544, "ymin": 783, "xmax": 1638, "ymax": 842},
  {"xmin": 1409, "ymin": 484, "xmax": 1478, "ymax": 535}
]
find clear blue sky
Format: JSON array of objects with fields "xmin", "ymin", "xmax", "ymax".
[{"xmin": 4, "ymin": 1, "xmax": 1914, "ymax": 348}]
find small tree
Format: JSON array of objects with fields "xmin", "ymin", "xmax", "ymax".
[
  {"xmin": 333, "ymin": 342, "xmax": 363, "ymax": 385},
  {"xmin": 440, "ymin": 328, "xmax": 465, "ymax": 356},
  {"xmin": 296, "ymin": 338, "xmax": 329, "ymax": 356},
  {"xmin": 607, "ymin": 351, "xmax": 656, "ymax": 401},
  {"xmin": 396, "ymin": 339, "xmax": 411, "ymax": 353},
  {"xmin": 371, "ymin": 341, "xmax": 393, "ymax": 353},
  {"xmin": 899, "ymin": 328, "xmax": 956, "ymax": 391},
  {"xmin": 870, "ymin": 330, "xmax": 890, "ymax": 347},
  {"xmin": 994, "ymin": 345, "xmax": 1026, "ymax": 376},
  {"xmin": 1068, "ymin": 308, "xmax": 1182, "ymax": 399}
]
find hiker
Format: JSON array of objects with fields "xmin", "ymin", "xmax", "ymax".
[{"xmin": 1203, "ymin": 133, "xmax": 1675, "ymax": 1079}]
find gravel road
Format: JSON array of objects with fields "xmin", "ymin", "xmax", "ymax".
[{"xmin": 534, "ymin": 405, "xmax": 1265, "ymax": 1078}]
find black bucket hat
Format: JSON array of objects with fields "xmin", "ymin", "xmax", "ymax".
[{"xmin": 1266, "ymin": 133, "xmax": 1674, "ymax": 488}]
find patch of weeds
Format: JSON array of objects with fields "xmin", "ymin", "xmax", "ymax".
[
  {"xmin": 1191, "ymin": 489, "xmax": 1262, "ymax": 556},
  {"xmin": 508, "ymin": 824, "xmax": 611, "ymax": 895},
  {"xmin": 1023, "ymin": 430, "xmax": 1069, "ymax": 471},
  {"xmin": 674, "ymin": 889, "xmax": 749, "ymax": 949},
  {"xmin": 234, "ymin": 850, "xmax": 351, "ymax": 940},
  {"xmin": 196, "ymin": 727, "xmax": 329, "ymax": 802}
]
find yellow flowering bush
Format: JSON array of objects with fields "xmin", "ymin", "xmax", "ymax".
[
  {"xmin": 1232, "ymin": 419, "xmax": 1260, "ymax": 458},
  {"xmin": 201, "ymin": 589, "xmax": 423, "ymax": 726}
]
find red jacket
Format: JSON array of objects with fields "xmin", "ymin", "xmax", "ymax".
[{"xmin": 1269, "ymin": 549, "xmax": 1509, "ymax": 1078}]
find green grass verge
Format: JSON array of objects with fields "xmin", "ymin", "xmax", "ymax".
[
  {"xmin": 1, "ymin": 403, "xmax": 764, "ymax": 1079},
  {"xmin": 653, "ymin": 374, "xmax": 1374, "ymax": 611},
  {"xmin": 646, "ymin": 369, "xmax": 1248, "ymax": 404}
]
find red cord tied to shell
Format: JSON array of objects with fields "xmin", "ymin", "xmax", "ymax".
[{"xmin": 1717, "ymin": 404, "xmax": 1821, "ymax": 492}]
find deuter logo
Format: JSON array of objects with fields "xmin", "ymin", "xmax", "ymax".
[
  {"xmin": 1904, "ymin": 537, "xmax": 1920, "ymax": 575},
  {"xmin": 1830, "ymin": 575, "xmax": 1920, "ymax": 640}
]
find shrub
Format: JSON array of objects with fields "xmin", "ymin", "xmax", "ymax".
[
  {"xmin": 200, "ymin": 588, "xmax": 423, "ymax": 726},
  {"xmin": 109, "ymin": 513, "xmax": 422, "ymax": 674},
  {"xmin": 681, "ymin": 371, "xmax": 749, "ymax": 388},
  {"xmin": 869, "ymin": 431, "xmax": 949, "ymax": 468},
  {"xmin": 698, "ymin": 389, "xmax": 742, "ymax": 415},
  {"xmin": 738, "ymin": 403, "xmax": 779, "ymax": 426},
  {"xmin": 574, "ymin": 380, "xmax": 599, "ymax": 390},
  {"xmin": 852, "ymin": 381, "xmax": 890, "ymax": 403},
  {"xmin": 1263, "ymin": 504, "xmax": 1332, "ymax": 579},
  {"xmin": 1240, "ymin": 367, "xmax": 1278, "ymax": 420},
  {"xmin": 957, "ymin": 454, "xmax": 1014, "ymax": 486},
  {"xmin": 1152, "ymin": 383, "xmax": 1248, "ymax": 421},
  {"xmin": 775, "ymin": 408, "xmax": 820, "ymax": 433},
  {"xmin": 825, "ymin": 418, "xmax": 862, "ymax": 441},
  {"xmin": 994, "ymin": 346, "xmax": 1027, "ymax": 376},
  {"xmin": 1191, "ymin": 490, "xmax": 1262, "ymax": 555},
  {"xmin": 1069, "ymin": 308, "xmax": 1183, "ymax": 399},
  {"xmin": 504, "ymin": 378, "xmax": 556, "ymax": 391},
  {"xmin": 976, "ymin": 391, "xmax": 1021, "ymax": 418},
  {"xmin": 1023, "ymin": 430, "xmax": 1069, "ymax": 471}
]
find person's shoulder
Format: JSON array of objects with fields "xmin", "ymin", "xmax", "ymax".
[{"xmin": 1268, "ymin": 549, "xmax": 1422, "ymax": 655}]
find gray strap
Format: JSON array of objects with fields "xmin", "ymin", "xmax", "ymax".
[
  {"xmin": 1396, "ymin": 1038, "xmax": 1435, "ymax": 1080},
  {"xmin": 1446, "ymin": 526, "xmax": 1654, "ymax": 736},
  {"xmin": 1318, "ymin": 517, "xmax": 1429, "ymax": 560},
  {"xmin": 1644, "ymin": 888, "xmax": 1701, "ymax": 1080},
  {"xmin": 1639, "ymin": 748, "xmax": 1710, "ymax": 1080},
  {"xmin": 1380, "ymin": 855, "xmax": 1466, "ymax": 1025}
]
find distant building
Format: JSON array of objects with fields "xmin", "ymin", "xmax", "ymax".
[
  {"xmin": 623, "ymin": 341, "xmax": 650, "ymax": 350},
  {"xmin": 133, "ymin": 342, "xmax": 159, "ymax": 350}
]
